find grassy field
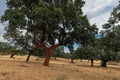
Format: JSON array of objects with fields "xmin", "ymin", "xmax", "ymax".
[{"xmin": 0, "ymin": 55, "xmax": 120, "ymax": 80}]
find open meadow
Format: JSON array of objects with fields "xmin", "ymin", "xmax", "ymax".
[{"xmin": 0, "ymin": 55, "xmax": 120, "ymax": 80}]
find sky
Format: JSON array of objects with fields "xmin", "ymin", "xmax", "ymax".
[
  {"xmin": 83, "ymin": 0, "xmax": 119, "ymax": 30},
  {"xmin": 0, "ymin": 0, "xmax": 119, "ymax": 44}
]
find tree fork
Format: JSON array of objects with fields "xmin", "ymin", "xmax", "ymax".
[{"xmin": 35, "ymin": 43, "xmax": 58, "ymax": 66}]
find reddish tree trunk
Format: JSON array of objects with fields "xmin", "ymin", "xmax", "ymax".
[
  {"xmin": 43, "ymin": 49, "xmax": 51, "ymax": 66},
  {"xmin": 35, "ymin": 43, "xmax": 58, "ymax": 66}
]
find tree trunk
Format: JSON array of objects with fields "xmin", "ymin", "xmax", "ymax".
[
  {"xmin": 26, "ymin": 53, "xmax": 31, "ymax": 62},
  {"xmin": 26, "ymin": 50, "xmax": 33, "ymax": 62},
  {"xmin": 54, "ymin": 57, "xmax": 57, "ymax": 60},
  {"xmin": 10, "ymin": 54, "xmax": 15, "ymax": 58},
  {"xmin": 101, "ymin": 60, "xmax": 107, "ymax": 67},
  {"xmin": 70, "ymin": 58, "xmax": 74, "ymax": 63},
  {"xmin": 43, "ymin": 50, "xmax": 51, "ymax": 66},
  {"xmin": 35, "ymin": 43, "xmax": 58, "ymax": 66},
  {"xmin": 90, "ymin": 59, "xmax": 94, "ymax": 67}
]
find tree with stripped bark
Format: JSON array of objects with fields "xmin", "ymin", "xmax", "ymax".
[{"xmin": 1, "ymin": 0, "xmax": 98, "ymax": 66}]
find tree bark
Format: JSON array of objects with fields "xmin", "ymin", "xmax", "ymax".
[
  {"xmin": 101, "ymin": 60, "xmax": 107, "ymax": 67},
  {"xmin": 90, "ymin": 59, "xmax": 94, "ymax": 67},
  {"xmin": 35, "ymin": 43, "xmax": 58, "ymax": 66},
  {"xmin": 43, "ymin": 49, "xmax": 51, "ymax": 66},
  {"xmin": 26, "ymin": 53, "xmax": 31, "ymax": 62},
  {"xmin": 10, "ymin": 54, "xmax": 15, "ymax": 58},
  {"xmin": 70, "ymin": 58, "xmax": 74, "ymax": 63},
  {"xmin": 26, "ymin": 50, "xmax": 33, "ymax": 62}
]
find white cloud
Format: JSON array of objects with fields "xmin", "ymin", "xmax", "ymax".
[
  {"xmin": 83, "ymin": 0, "xmax": 118, "ymax": 15},
  {"xmin": 0, "ymin": 23, "xmax": 5, "ymax": 30},
  {"xmin": 0, "ymin": 23, "xmax": 6, "ymax": 42},
  {"xmin": 89, "ymin": 11, "xmax": 111, "ymax": 31},
  {"xmin": 0, "ymin": 35, "xmax": 5, "ymax": 42},
  {"xmin": 0, "ymin": 0, "xmax": 119, "ymax": 42},
  {"xmin": 83, "ymin": 0, "xmax": 119, "ymax": 31}
]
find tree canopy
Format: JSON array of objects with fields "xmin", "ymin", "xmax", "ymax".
[
  {"xmin": 98, "ymin": 1, "xmax": 120, "ymax": 67},
  {"xmin": 1, "ymin": 0, "xmax": 98, "ymax": 66}
]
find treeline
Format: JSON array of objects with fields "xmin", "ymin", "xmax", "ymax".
[
  {"xmin": 0, "ymin": 40, "xmax": 120, "ymax": 67},
  {"xmin": 69, "ymin": 1, "xmax": 120, "ymax": 67}
]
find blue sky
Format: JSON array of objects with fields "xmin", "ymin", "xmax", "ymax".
[
  {"xmin": 0, "ymin": 0, "xmax": 7, "ymax": 42},
  {"xmin": 0, "ymin": 0, "xmax": 119, "ymax": 51}
]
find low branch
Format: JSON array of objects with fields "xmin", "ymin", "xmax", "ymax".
[{"xmin": 49, "ymin": 44, "xmax": 58, "ymax": 50}]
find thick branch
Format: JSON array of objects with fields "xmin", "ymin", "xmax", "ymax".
[
  {"xmin": 35, "ymin": 43, "xmax": 47, "ymax": 50},
  {"xmin": 49, "ymin": 44, "xmax": 58, "ymax": 50}
]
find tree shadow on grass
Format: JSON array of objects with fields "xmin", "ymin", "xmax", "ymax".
[
  {"xmin": 18, "ymin": 64, "xmax": 30, "ymax": 68},
  {"xmin": 75, "ymin": 64, "xmax": 120, "ymax": 70}
]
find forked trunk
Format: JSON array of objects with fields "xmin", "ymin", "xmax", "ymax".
[{"xmin": 35, "ymin": 43, "xmax": 58, "ymax": 66}]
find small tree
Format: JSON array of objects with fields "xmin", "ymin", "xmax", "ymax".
[
  {"xmin": 0, "ymin": 42, "xmax": 15, "ymax": 55},
  {"xmin": 51, "ymin": 46, "xmax": 64, "ymax": 60},
  {"xmin": 75, "ymin": 46, "xmax": 85, "ymax": 62},
  {"xmin": 84, "ymin": 45, "xmax": 99, "ymax": 67}
]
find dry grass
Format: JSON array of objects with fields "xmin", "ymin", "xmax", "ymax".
[{"xmin": 0, "ymin": 55, "xmax": 120, "ymax": 80}]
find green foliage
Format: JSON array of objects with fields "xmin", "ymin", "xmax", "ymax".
[
  {"xmin": 51, "ymin": 46, "xmax": 65, "ymax": 59},
  {"xmin": 98, "ymin": 1, "xmax": 120, "ymax": 66},
  {"xmin": 101, "ymin": 0, "xmax": 120, "ymax": 52},
  {"xmin": 1, "ymin": 0, "xmax": 98, "ymax": 51},
  {"xmin": 115, "ymin": 52, "xmax": 120, "ymax": 61},
  {"xmin": 74, "ymin": 45, "xmax": 99, "ymax": 60},
  {"xmin": 33, "ymin": 48, "xmax": 45, "ymax": 57},
  {"xmin": 74, "ymin": 46, "xmax": 84, "ymax": 59},
  {"xmin": 0, "ymin": 42, "xmax": 17, "ymax": 55}
]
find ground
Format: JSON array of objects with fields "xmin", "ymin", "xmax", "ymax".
[{"xmin": 0, "ymin": 55, "xmax": 120, "ymax": 80}]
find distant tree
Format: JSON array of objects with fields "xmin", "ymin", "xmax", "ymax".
[
  {"xmin": 84, "ymin": 45, "xmax": 99, "ymax": 67},
  {"xmin": 51, "ymin": 46, "xmax": 64, "ymax": 60},
  {"xmin": 74, "ymin": 24, "xmax": 98, "ymax": 66},
  {"xmin": 0, "ymin": 42, "xmax": 14, "ymax": 55},
  {"xmin": 75, "ymin": 44, "xmax": 99, "ymax": 67},
  {"xmin": 75, "ymin": 46, "xmax": 84, "ymax": 62},
  {"xmin": 1, "ymin": 0, "xmax": 98, "ymax": 66},
  {"xmin": 33, "ymin": 48, "xmax": 45, "ymax": 57},
  {"xmin": 99, "ymin": 1, "xmax": 120, "ymax": 67},
  {"xmin": 115, "ymin": 52, "xmax": 120, "ymax": 65},
  {"xmin": 67, "ymin": 44, "xmax": 75, "ymax": 63}
]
